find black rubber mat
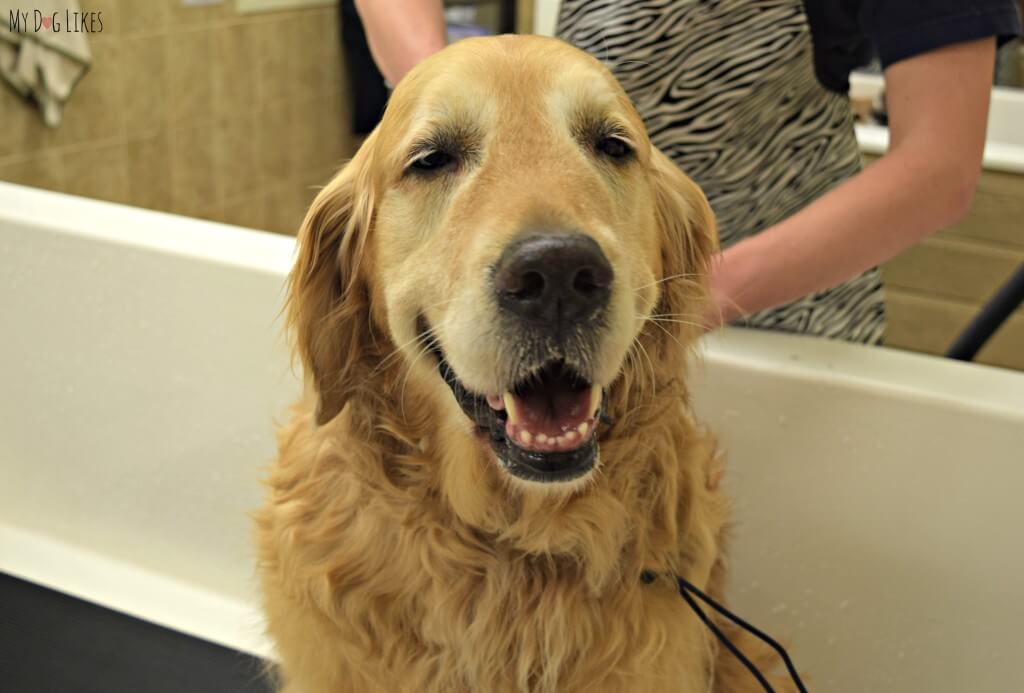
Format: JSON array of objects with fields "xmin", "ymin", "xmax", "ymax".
[{"xmin": 0, "ymin": 572, "xmax": 273, "ymax": 693}]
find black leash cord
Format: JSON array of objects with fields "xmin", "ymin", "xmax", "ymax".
[
  {"xmin": 674, "ymin": 574, "xmax": 809, "ymax": 693},
  {"xmin": 675, "ymin": 580, "xmax": 776, "ymax": 691}
]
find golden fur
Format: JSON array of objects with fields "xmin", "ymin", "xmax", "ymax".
[{"xmin": 256, "ymin": 35, "xmax": 797, "ymax": 692}]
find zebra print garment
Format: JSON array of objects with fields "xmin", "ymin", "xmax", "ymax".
[{"xmin": 557, "ymin": 0, "xmax": 887, "ymax": 344}]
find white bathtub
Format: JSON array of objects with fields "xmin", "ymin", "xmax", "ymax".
[
  {"xmin": 850, "ymin": 73, "xmax": 1024, "ymax": 174},
  {"xmin": 2, "ymin": 182, "xmax": 1023, "ymax": 691}
]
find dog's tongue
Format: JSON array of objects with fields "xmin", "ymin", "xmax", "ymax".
[{"xmin": 501, "ymin": 383, "xmax": 601, "ymax": 453}]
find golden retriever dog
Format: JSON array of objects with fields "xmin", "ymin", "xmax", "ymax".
[{"xmin": 256, "ymin": 35, "xmax": 796, "ymax": 693}]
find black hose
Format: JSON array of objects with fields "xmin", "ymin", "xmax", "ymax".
[{"xmin": 946, "ymin": 263, "xmax": 1024, "ymax": 361}]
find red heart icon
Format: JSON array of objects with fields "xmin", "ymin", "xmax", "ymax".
[{"xmin": 41, "ymin": 16, "xmax": 52, "ymax": 29}]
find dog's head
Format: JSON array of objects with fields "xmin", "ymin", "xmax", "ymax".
[{"xmin": 289, "ymin": 36, "xmax": 716, "ymax": 488}]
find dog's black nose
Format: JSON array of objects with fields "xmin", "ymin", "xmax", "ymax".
[{"xmin": 493, "ymin": 234, "xmax": 613, "ymax": 326}]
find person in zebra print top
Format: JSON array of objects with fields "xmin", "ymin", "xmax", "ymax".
[{"xmin": 355, "ymin": 0, "xmax": 1020, "ymax": 343}]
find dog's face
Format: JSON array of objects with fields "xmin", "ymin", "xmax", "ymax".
[{"xmin": 289, "ymin": 36, "xmax": 716, "ymax": 488}]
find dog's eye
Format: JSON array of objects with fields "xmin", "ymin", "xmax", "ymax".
[
  {"xmin": 596, "ymin": 136, "xmax": 633, "ymax": 161},
  {"xmin": 409, "ymin": 150, "xmax": 455, "ymax": 173}
]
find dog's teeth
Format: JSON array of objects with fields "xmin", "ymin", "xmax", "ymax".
[
  {"xmin": 487, "ymin": 393, "xmax": 505, "ymax": 411},
  {"xmin": 503, "ymin": 392, "xmax": 519, "ymax": 425},
  {"xmin": 578, "ymin": 421, "xmax": 589, "ymax": 438},
  {"xmin": 536, "ymin": 433, "xmax": 548, "ymax": 444},
  {"xmin": 589, "ymin": 384, "xmax": 602, "ymax": 418},
  {"xmin": 564, "ymin": 430, "xmax": 578, "ymax": 443},
  {"xmin": 555, "ymin": 435, "xmax": 566, "ymax": 448},
  {"xmin": 519, "ymin": 430, "xmax": 532, "ymax": 446}
]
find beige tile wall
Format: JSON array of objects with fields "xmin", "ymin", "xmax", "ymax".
[
  {"xmin": 876, "ymin": 162, "xmax": 1024, "ymax": 372},
  {"xmin": 0, "ymin": 0, "xmax": 356, "ymax": 235}
]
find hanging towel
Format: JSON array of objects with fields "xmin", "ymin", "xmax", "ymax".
[{"xmin": 0, "ymin": 2, "xmax": 93, "ymax": 127}]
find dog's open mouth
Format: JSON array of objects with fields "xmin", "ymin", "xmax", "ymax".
[{"xmin": 431, "ymin": 343, "xmax": 603, "ymax": 484}]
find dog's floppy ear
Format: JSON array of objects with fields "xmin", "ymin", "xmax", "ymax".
[
  {"xmin": 287, "ymin": 131, "xmax": 379, "ymax": 425},
  {"xmin": 650, "ymin": 146, "xmax": 719, "ymax": 342}
]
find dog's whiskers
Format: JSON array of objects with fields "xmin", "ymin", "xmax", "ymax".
[
  {"xmin": 396, "ymin": 333, "xmax": 439, "ymax": 422},
  {"xmin": 647, "ymin": 311, "xmax": 704, "ymax": 320},
  {"xmin": 646, "ymin": 318, "xmax": 687, "ymax": 352},
  {"xmin": 647, "ymin": 315, "xmax": 705, "ymax": 330},
  {"xmin": 628, "ymin": 336, "xmax": 658, "ymax": 403},
  {"xmin": 707, "ymin": 291, "xmax": 748, "ymax": 328},
  {"xmin": 637, "ymin": 313, "xmax": 699, "ymax": 352},
  {"xmin": 370, "ymin": 334, "xmax": 428, "ymax": 380},
  {"xmin": 633, "ymin": 273, "xmax": 702, "ymax": 292},
  {"xmin": 369, "ymin": 321, "xmax": 445, "ymax": 378},
  {"xmin": 369, "ymin": 296, "xmax": 456, "ymax": 378},
  {"xmin": 622, "ymin": 347, "xmax": 642, "ymax": 404}
]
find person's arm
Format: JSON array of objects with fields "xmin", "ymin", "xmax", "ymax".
[
  {"xmin": 705, "ymin": 37, "xmax": 996, "ymax": 327},
  {"xmin": 354, "ymin": 0, "xmax": 447, "ymax": 86}
]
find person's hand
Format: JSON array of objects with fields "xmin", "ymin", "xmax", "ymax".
[{"xmin": 700, "ymin": 251, "xmax": 745, "ymax": 331}]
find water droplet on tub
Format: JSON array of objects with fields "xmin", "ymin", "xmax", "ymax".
[
  {"xmin": 838, "ymin": 600, "xmax": 850, "ymax": 610},
  {"xmin": 771, "ymin": 603, "xmax": 787, "ymax": 614}
]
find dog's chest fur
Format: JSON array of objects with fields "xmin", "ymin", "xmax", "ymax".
[{"xmin": 258, "ymin": 407, "xmax": 726, "ymax": 693}]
